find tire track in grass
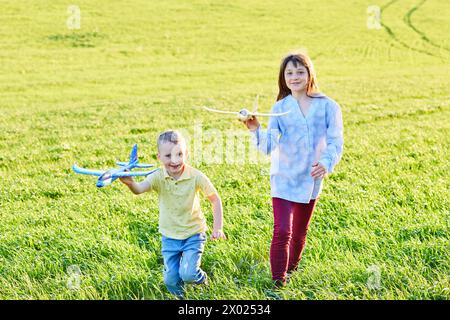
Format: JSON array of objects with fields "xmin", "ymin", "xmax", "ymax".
[
  {"xmin": 350, "ymin": 105, "xmax": 445, "ymax": 126},
  {"xmin": 403, "ymin": 0, "xmax": 450, "ymax": 53},
  {"xmin": 380, "ymin": 0, "xmax": 442, "ymax": 59}
]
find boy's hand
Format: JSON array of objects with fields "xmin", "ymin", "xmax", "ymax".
[
  {"xmin": 211, "ymin": 229, "xmax": 226, "ymax": 240},
  {"xmin": 119, "ymin": 172, "xmax": 134, "ymax": 186}
]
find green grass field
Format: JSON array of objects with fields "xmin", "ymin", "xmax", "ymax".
[{"xmin": 0, "ymin": 0, "xmax": 449, "ymax": 299}]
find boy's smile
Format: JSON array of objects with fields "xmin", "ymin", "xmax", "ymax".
[{"xmin": 158, "ymin": 141, "xmax": 187, "ymax": 179}]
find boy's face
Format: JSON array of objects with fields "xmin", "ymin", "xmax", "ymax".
[{"xmin": 157, "ymin": 142, "xmax": 187, "ymax": 176}]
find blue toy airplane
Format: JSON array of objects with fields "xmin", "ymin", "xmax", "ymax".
[{"xmin": 72, "ymin": 144, "xmax": 157, "ymax": 188}]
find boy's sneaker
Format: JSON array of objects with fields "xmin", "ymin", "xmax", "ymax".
[
  {"xmin": 195, "ymin": 273, "xmax": 208, "ymax": 286},
  {"xmin": 202, "ymin": 276, "xmax": 209, "ymax": 286}
]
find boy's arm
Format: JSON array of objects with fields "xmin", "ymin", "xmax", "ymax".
[
  {"xmin": 207, "ymin": 193, "xmax": 226, "ymax": 240},
  {"xmin": 119, "ymin": 176, "xmax": 151, "ymax": 194}
]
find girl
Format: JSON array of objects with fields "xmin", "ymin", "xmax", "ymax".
[{"xmin": 244, "ymin": 52, "xmax": 344, "ymax": 288}]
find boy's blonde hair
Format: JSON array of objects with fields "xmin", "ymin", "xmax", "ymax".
[{"xmin": 157, "ymin": 130, "xmax": 187, "ymax": 150}]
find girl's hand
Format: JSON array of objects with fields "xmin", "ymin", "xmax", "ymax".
[
  {"xmin": 243, "ymin": 116, "xmax": 260, "ymax": 132},
  {"xmin": 311, "ymin": 162, "xmax": 327, "ymax": 179},
  {"xmin": 211, "ymin": 229, "xmax": 226, "ymax": 241}
]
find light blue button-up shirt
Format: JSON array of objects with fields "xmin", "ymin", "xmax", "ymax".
[{"xmin": 252, "ymin": 94, "xmax": 344, "ymax": 203}]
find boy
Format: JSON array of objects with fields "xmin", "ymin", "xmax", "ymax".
[{"xmin": 119, "ymin": 130, "xmax": 226, "ymax": 298}]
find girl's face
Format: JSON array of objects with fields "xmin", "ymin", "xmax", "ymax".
[{"xmin": 284, "ymin": 61, "xmax": 309, "ymax": 95}]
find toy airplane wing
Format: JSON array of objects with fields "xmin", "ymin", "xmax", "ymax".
[
  {"xmin": 134, "ymin": 164, "xmax": 155, "ymax": 168},
  {"xmin": 116, "ymin": 161, "xmax": 154, "ymax": 168},
  {"xmin": 114, "ymin": 168, "xmax": 159, "ymax": 177},
  {"xmin": 203, "ymin": 106, "xmax": 238, "ymax": 115},
  {"xmin": 252, "ymin": 94, "xmax": 259, "ymax": 113},
  {"xmin": 252, "ymin": 110, "xmax": 292, "ymax": 117},
  {"xmin": 72, "ymin": 164, "xmax": 104, "ymax": 176}
]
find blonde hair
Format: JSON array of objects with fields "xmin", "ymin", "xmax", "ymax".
[{"xmin": 157, "ymin": 130, "xmax": 186, "ymax": 150}]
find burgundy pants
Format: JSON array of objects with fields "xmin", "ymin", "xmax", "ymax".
[{"xmin": 270, "ymin": 197, "xmax": 317, "ymax": 282}]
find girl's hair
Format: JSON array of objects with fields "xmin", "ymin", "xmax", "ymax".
[
  {"xmin": 277, "ymin": 52, "xmax": 324, "ymax": 101},
  {"xmin": 157, "ymin": 130, "xmax": 186, "ymax": 150}
]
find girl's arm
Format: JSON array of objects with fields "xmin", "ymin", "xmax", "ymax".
[
  {"xmin": 318, "ymin": 101, "xmax": 344, "ymax": 174},
  {"xmin": 207, "ymin": 193, "xmax": 226, "ymax": 240},
  {"xmin": 245, "ymin": 114, "xmax": 281, "ymax": 155}
]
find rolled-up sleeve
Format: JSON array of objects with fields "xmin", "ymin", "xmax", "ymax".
[
  {"xmin": 143, "ymin": 169, "xmax": 161, "ymax": 192},
  {"xmin": 319, "ymin": 101, "xmax": 344, "ymax": 173}
]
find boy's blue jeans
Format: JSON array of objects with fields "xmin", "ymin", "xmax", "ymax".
[{"xmin": 161, "ymin": 232, "xmax": 207, "ymax": 297}]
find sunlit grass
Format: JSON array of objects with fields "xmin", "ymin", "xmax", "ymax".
[{"xmin": 0, "ymin": 0, "xmax": 449, "ymax": 299}]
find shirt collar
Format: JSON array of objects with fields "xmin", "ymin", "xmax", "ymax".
[
  {"xmin": 286, "ymin": 94, "xmax": 318, "ymax": 115},
  {"xmin": 162, "ymin": 164, "xmax": 192, "ymax": 181}
]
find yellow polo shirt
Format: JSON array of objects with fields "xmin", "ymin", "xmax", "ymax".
[{"xmin": 143, "ymin": 165, "xmax": 218, "ymax": 240}]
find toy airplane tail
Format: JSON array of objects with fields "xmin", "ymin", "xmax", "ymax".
[
  {"xmin": 129, "ymin": 144, "xmax": 138, "ymax": 163},
  {"xmin": 116, "ymin": 144, "xmax": 154, "ymax": 168}
]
